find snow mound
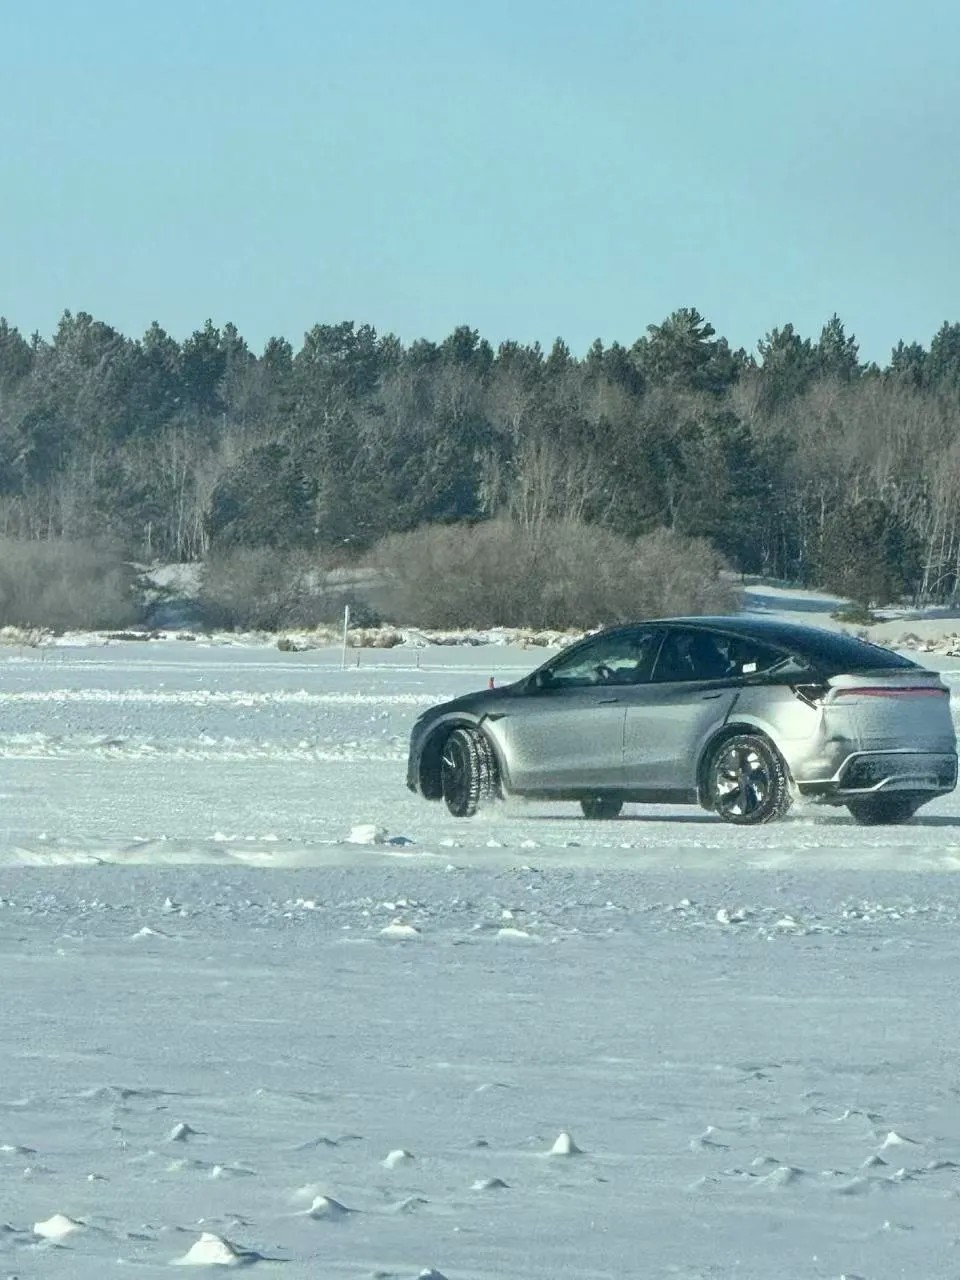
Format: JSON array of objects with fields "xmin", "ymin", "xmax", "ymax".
[
  {"xmin": 306, "ymin": 1195, "xmax": 351, "ymax": 1219},
  {"xmin": 549, "ymin": 1131, "xmax": 582, "ymax": 1156},
  {"xmin": 379, "ymin": 921, "xmax": 421, "ymax": 940},
  {"xmin": 167, "ymin": 1122, "xmax": 199, "ymax": 1142},
  {"xmin": 173, "ymin": 1231, "xmax": 260, "ymax": 1266},
  {"xmin": 880, "ymin": 1130, "xmax": 919, "ymax": 1149},
  {"xmin": 382, "ymin": 1147, "xmax": 415, "ymax": 1168},
  {"xmin": 388, "ymin": 1196, "xmax": 429, "ymax": 1214},
  {"xmin": 472, "ymin": 1176, "xmax": 509, "ymax": 1191},
  {"xmin": 210, "ymin": 1163, "xmax": 256, "ymax": 1179},
  {"xmin": 418, "ymin": 1271, "xmax": 449, "ymax": 1280},
  {"xmin": 691, "ymin": 1126, "xmax": 728, "ymax": 1151},
  {"xmin": 715, "ymin": 906, "xmax": 751, "ymax": 924},
  {"xmin": 758, "ymin": 1164, "xmax": 805, "ymax": 1187},
  {"xmin": 34, "ymin": 1212, "xmax": 84, "ymax": 1239},
  {"xmin": 348, "ymin": 823, "xmax": 388, "ymax": 845}
]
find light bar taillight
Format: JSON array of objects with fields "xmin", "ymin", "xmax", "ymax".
[{"xmin": 833, "ymin": 686, "xmax": 948, "ymax": 699}]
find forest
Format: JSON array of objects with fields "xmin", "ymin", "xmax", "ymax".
[{"xmin": 2, "ymin": 306, "xmax": 960, "ymax": 625}]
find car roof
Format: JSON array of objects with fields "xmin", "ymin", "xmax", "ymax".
[{"xmin": 600, "ymin": 615, "xmax": 918, "ymax": 670}]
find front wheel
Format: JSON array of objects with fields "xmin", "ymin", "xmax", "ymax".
[
  {"xmin": 580, "ymin": 797, "xmax": 623, "ymax": 820},
  {"xmin": 706, "ymin": 734, "xmax": 791, "ymax": 825},
  {"xmin": 440, "ymin": 727, "xmax": 497, "ymax": 817},
  {"xmin": 846, "ymin": 795, "xmax": 920, "ymax": 826}
]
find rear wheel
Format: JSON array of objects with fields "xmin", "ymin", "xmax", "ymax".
[
  {"xmin": 440, "ymin": 727, "xmax": 497, "ymax": 817},
  {"xmin": 846, "ymin": 795, "xmax": 920, "ymax": 825},
  {"xmin": 580, "ymin": 797, "xmax": 624, "ymax": 820},
  {"xmin": 706, "ymin": 734, "xmax": 791, "ymax": 825}
]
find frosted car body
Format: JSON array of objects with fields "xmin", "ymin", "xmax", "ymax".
[{"xmin": 406, "ymin": 617, "xmax": 957, "ymax": 825}]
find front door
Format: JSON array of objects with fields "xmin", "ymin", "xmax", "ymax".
[{"xmin": 493, "ymin": 627, "xmax": 663, "ymax": 793}]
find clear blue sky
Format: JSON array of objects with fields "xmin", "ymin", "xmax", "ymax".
[{"xmin": 2, "ymin": 0, "xmax": 957, "ymax": 363}]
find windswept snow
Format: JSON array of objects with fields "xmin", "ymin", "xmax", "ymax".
[{"xmin": 3, "ymin": 638, "xmax": 960, "ymax": 1277}]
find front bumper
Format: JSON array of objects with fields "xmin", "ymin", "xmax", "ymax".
[{"xmin": 797, "ymin": 750, "xmax": 958, "ymax": 799}]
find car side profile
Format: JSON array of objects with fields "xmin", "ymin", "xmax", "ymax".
[{"xmin": 406, "ymin": 617, "xmax": 958, "ymax": 825}]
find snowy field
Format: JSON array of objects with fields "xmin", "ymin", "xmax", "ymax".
[{"xmin": 4, "ymin": 640, "xmax": 960, "ymax": 1278}]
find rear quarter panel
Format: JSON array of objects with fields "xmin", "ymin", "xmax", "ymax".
[{"xmin": 721, "ymin": 685, "xmax": 824, "ymax": 779}]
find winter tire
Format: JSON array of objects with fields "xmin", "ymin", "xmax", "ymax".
[
  {"xmin": 845, "ymin": 795, "xmax": 920, "ymax": 825},
  {"xmin": 580, "ymin": 797, "xmax": 624, "ymax": 820},
  {"xmin": 706, "ymin": 733, "xmax": 791, "ymax": 825},
  {"xmin": 440, "ymin": 727, "xmax": 497, "ymax": 817}
]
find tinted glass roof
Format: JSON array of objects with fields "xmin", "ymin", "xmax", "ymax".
[{"xmin": 651, "ymin": 615, "xmax": 917, "ymax": 670}]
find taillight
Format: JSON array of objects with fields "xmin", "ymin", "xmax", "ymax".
[
  {"xmin": 793, "ymin": 683, "xmax": 829, "ymax": 707},
  {"xmin": 832, "ymin": 687, "xmax": 948, "ymax": 699}
]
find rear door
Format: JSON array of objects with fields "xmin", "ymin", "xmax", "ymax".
[
  {"xmin": 494, "ymin": 627, "xmax": 662, "ymax": 792},
  {"xmin": 621, "ymin": 628, "xmax": 741, "ymax": 791}
]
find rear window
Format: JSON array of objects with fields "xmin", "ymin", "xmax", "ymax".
[{"xmin": 782, "ymin": 628, "xmax": 918, "ymax": 674}]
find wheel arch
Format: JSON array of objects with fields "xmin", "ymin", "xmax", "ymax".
[{"xmin": 418, "ymin": 716, "xmax": 506, "ymax": 799}]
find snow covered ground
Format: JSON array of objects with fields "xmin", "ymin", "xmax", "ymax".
[{"xmin": 3, "ymin": 640, "xmax": 960, "ymax": 1278}]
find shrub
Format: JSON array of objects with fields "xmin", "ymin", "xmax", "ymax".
[
  {"xmin": 0, "ymin": 539, "xmax": 140, "ymax": 631},
  {"xmin": 368, "ymin": 518, "xmax": 739, "ymax": 629},
  {"xmin": 832, "ymin": 603, "xmax": 878, "ymax": 626},
  {"xmin": 197, "ymin": 548, "xmax": 381, "ymax": 631}
]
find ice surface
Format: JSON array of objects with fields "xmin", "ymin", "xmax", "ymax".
[{"xmin": 3, "ymin": 640, "xmax": 960, "ymax": 1277}]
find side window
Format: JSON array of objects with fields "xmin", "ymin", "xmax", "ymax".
[
  {"xmin": 722, "ymin": 637, "xmax": 787, "ymax": 677},
  {"xmin": 539, "ymin": 628, "xmax": 662, "ymax": 689},
  {"xmin": 653, "ymin": 631, "xmax": 787, "ymax": 683}
]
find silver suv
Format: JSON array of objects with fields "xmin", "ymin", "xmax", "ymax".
[{"xmin": 406, "ymin": 618, "xmax": 957, "ymax": 825}]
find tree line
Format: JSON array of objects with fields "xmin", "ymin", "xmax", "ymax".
[{"xmin": 2, "ymin": 307, "xmax": 960, "ymax": 606}]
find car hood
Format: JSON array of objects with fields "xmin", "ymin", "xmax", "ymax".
[{"xmin": 418, "ymin": 682, "xmax": 521, "ymax": 723}]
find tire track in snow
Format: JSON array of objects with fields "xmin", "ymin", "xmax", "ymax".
[
  {"xmin": 0, "ymin": 688, "xmax": 440, "ymax": 707},
  {"xmin": 0, "ymin": 734, "xmax": 406, "ymax": 762}
]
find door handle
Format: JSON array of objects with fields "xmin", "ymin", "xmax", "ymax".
[
  {"xmin": 597, "ymin": 697, "xmax": 620, "ymax": 705},
  {"xmin": 701, "ymin": 692, "xmax": 723, "ymax": 700}
]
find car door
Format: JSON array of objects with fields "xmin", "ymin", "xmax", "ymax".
[
  {"xmin": 495, "ymin": 627, "xmax": 663, "ymax": 793},
  {"xmin": 620, "ymin": 628, "xmax": 740, "ymax": 792}
]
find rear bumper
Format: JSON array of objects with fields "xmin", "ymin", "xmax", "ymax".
[{"xmin": 797, "ymin": 750, "xmax": 958, "ymax": 799}]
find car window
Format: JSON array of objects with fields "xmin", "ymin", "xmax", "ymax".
[
  {"xmin": 769, "ymin": 625, "xmax": 917, "ymax": 672},
  {"xmin": 652, "ymin": 630, "xmax": 787, "ymax": 683},
  {"xmin": 539, "ymin": 628, "xmax": 661, "ymax": 689},
  {"xmin": 721, "ymin": 636, "xmax": 789, "ymax": 677}
]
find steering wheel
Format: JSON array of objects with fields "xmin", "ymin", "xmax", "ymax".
[{"xmin": 595, "ymin": 663, "xmax": 617, "ymax": 683}]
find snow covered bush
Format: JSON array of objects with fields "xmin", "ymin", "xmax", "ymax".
[
  {"xmin": 198, "ymin": 548, "xmax": 381, "ymax": 631},
  {"xmin": 0, "ymin": 538, "xmax": 139, "ymax": 631},
  {"xmin": 369, "ymin": 518, "xmax": 740, "ymax": 628}
]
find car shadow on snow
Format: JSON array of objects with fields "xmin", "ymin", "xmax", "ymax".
[
  {"xmin": 516, "ymin": 809, "xmax": 960, "ymax": 827},
  {"xmin": 789, "ymin": 812, "xmax": 960, "ymax": 828},
  {"xmin": 519, "ymin": 811, "xmax": 724, "ymax": 825}
]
